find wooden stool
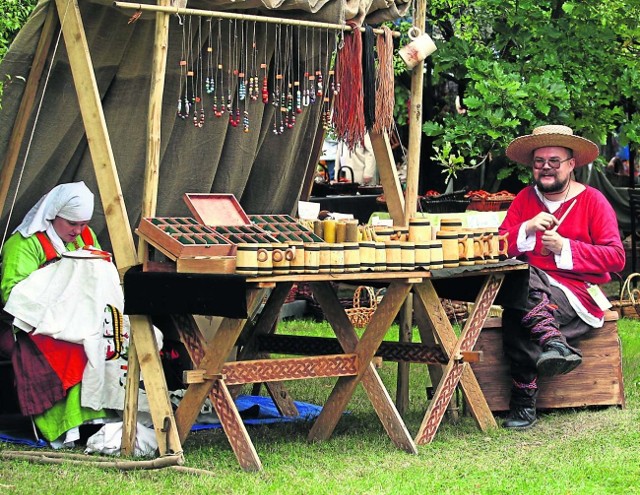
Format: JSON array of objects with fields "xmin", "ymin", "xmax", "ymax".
[{"xmin": 471, "ymin": 310, "xmax": 625, "ymax": 411}]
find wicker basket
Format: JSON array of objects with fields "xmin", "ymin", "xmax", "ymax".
[
  {"xmin": 420, "ymin": 189, "xmax": 471, "ymax": 213},
  {"xmin": 611, "ymin": 273, "xmax": 640, "ymax": 319},
  {"xmin": 345, "ymin": 286, "xmax": 379, "ymax": 328},
  {"xmin": 467, "ymin": 197, "xmax": 513, "ymax": 212}
]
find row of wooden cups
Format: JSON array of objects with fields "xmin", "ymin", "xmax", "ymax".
[
  {"xmin": 436, "ymin": 227, "xmax": 508, "ymax": 268},
  {"xmin": 235, "ymin": 240, "xmax": 456, "ymax": 277}
]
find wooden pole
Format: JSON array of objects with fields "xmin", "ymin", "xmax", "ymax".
[
  {"xmin": 54, "ymin": 0, "xmax": 136, "ymax": 271},
  {"xmin": 396, "ymin": 0, "xmax": 428, "ymax": 412},
  {"xmin": 54, "ymin": 0, "xmax": 182, "ymax": 458},
  {"xmin": 113, "ymin": 1, "xmax": 400, "ymax": 37},
  {"xmin": 123, "ymin": 0, "xmax": 172, "ymax": 456},
  {"xmin": 403, "ymin": 1, "xmax": 427, "ymax": 225},
  {"xmin": 370, "ymin": 131, "xmax": 405, "ymax": 223},
  {"xmin": 0, "ymin": 4, "xmax": 58, "ymax": 221},
  {"xmin": 138, "ymin": 1, "xmax": 171, "ymax": 257},
  {"xmin": 395, "ymin": 294, "xmax": 413, "ymax": 416}
]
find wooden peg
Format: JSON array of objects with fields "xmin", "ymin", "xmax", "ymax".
[{"xmin": 182, "ymin": 370, "xmax": 224, "ymax": 384}]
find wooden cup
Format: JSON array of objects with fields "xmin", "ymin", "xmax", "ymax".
[
  {"xmin": 271, "ymin": 242, "xmax": 290, "ymax": 275},
  {"xmin": 304, "ymin": 243, "xmax": 320, "ymax": 273},
  {"xmin": 436, "ymin": 231, "xmax": 466, "ymax": 268},
  {"xmin": 235, "ymin": 243, "xmax": 259, "ymax": 276},
  {"xmin": 414, "ymin": 241, "xmax": 431, "ymax": 270},
  {"xmin": 408, "ymin": 218, "xmax": 431, "ymax": 242},
  {"xmin": 343, "ymin": 242, "xmax": 360, "ymax": 272},
  {"xmin": 359, "ymin": 241, "xmax": 376, "ymax": 271},
  {"xmin": 429, "ymin": 240, "xmax": 444, "ymax": 270},
  {"xmin": 256, "ymin": 244, "xmax": 273, "ymax": 276},
  {"xmin": 400, "ymin": 241, "xmax": 415, "ymax": 271},
  {"xmin": 385, "ymin": 240, "xmax": 402, "ymax": 271}
]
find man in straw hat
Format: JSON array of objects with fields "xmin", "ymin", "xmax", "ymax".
[{"xmin": 498, "ymin": 125, "xmax": 625, "ymax": 429}]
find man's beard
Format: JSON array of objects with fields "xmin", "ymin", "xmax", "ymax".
[{"xmin": 535, "ymin": 173, "xmax": 569, "ymax": 194}]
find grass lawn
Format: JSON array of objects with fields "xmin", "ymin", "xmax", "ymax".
[{"xmin": 1, "ymin": 317, "xmax": 639, "ymax": 495}]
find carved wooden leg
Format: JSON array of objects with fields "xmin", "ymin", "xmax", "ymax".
[
  {"xmin": 308, "ymin": 281, "xmax": 417, "ymax": 454},
  {"xmin": 414, "ymin": 275, "xmax": 503, "ymax": 445}
]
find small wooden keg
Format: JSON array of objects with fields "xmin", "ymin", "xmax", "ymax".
[
  {"xmin": 429, "ymin": 240, "xmax": 444, "ymax": 270},
  {"xmin": 374, "ymin": 241, "xmax": 387, "ymax": 271},
  {"xmin": 318, "ymin": 242, "xmax": 331, "ymax": 273},
  {"xmin": 343, "ymin": 242, "xmax": 360, "ymax": 272},
  {"xmin": 408, "ymin": 218, "xmax": 431, "ymax": 242},
  {"xmin": 385, "ymin": 240, "xmax": 402, "ymax": 271},
  {"xmin": 304, "ymin": 243, "xmax": 320, "ymax": 273},
  {"xmin": 359, "ymin": 241, "xmax": 376, "ymax": 271},
  {"xmin": 400, "ymin": 241, "xmax": 415, "ymax": 271},
  {"xmin": 330, "ymin": 243, "xmax": 345, "ymax": 273}
]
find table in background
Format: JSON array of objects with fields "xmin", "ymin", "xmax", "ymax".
[{"xmin": 309, "ymin": 194, "xmax": 381, "ymax": 224}]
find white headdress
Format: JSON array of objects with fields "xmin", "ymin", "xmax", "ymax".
[{"xmin": 13, "ymin": 181, "xmax": 95, "ymax": 253}]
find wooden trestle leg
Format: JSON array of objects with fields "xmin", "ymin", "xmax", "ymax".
[
  {"xmin": 307, "ymin": 281, "xmax": 418, "ymax": 454},
  {"xmin": 414, "ymin": 274, "xmax": 504, "ymax": 445},
  {"xmin": 236, "ymin": 282, "xmax": 298, "ymax": 417},
  {"xmin": 174, "ymin": 288, "xmax": 264, "ymax": 471}
]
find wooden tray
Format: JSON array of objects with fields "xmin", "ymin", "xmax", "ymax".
[
  {"xmin": 183, "ymin": 193, "xmax": 250, "ymax": 226},
  {"xmin": 249, "ymin": 215, "xmax": 323, "ymax": 242},
  {"xmin": 137, "ymin": 217, "xmax": 234, "ymax": 260}
]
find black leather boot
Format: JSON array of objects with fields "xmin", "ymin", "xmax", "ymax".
[
  {"xmin": 503, "ymin": 406, "xmax": 537, "ymax": 429},
  {"xmin": 503, "ymin": 385, "xmax": 537, "ymax": 430},
  {"xmin": 536, "ymin": 338, "xmax": 582, "ymax": 376}
]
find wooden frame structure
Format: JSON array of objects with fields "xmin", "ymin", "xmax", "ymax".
[{"xmin": 0, "ymin": 0, "xmax": 429, "ymax": 462}]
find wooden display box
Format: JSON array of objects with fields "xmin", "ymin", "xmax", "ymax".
[
  {"xmin": 249, "ymin": 214, "xmax": 324, "ymax": 243},
  {"xmin": 184, "ymin": 193, "xmax": 251, "ymax": 226},
  {"xmin": 470, "ymin": 310, "xmax": 624, "ymax": 411},
  {"xmin": 213, "ymin": 225, "xmax": 278, "ymax": 244},
  {"xmin": 137, "ymin": 217, "xmax": 234, "ymax": 260}
]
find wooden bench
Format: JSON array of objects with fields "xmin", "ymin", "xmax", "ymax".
[{"xmin": 471, "ymin": 310, "xmax": 624, "ymax": 411}]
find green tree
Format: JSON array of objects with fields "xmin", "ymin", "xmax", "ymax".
[
  {"xmin": 414, "ymin": 0, "xmax": 640, "ymax": 188},
  {"xmin": 0, "ymin": 0, "xmax": 37, "ymax": 59},
  {"xmin": 0, "ymin": 0, "xmax": 38, "ymax": 104}
]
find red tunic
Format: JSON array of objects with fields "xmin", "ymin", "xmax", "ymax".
[{"xmin": 499, "ymin": 186, "xmax": 625, "ymax": 319}]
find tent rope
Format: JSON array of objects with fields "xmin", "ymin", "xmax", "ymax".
[{"xmin": 0, "ymin": 0, "xmax": 71, "ymax": 253}]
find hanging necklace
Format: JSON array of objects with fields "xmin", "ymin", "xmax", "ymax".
[
  {"xmin": 193, "ymin": 17, "xmax": 205, "ymax": 128},
  {"xmin": 213, "ymin": 19, "xmax": 224, "ymax": 117},
  {"xmin": 205, "ymin": 19, "xmax": 214, "ymax": 95}
]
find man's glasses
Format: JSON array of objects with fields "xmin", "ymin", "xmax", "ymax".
[{"xmin": 532, "ymin": 157, "xmax": 572, "ymax": 169}]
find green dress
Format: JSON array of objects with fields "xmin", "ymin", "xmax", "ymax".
[{"xmin": 1, "ymin": 229, "xmax": 108, "ymax": 441}]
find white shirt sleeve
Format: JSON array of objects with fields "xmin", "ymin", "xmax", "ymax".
[
  {"xmin": 517, "ymin": 222, "xmax": 536, "ymax": 252},
  {"xmin": 554, "ymin": 238, "xmax": 573, "ymax": 270}
]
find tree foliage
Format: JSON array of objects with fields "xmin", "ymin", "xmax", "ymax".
[
  {"xmin": 0, "ymin": 0, "xmax": 37, "ymax": 60},
  {"xmin": 0, "ymin": 0, "xmax": 38, "ymax": 105},
  {"xmin": 416, "ymin": 0, "xmax": 640, "ymax": 186}
]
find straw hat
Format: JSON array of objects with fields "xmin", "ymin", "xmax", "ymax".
[{"xmin": 506, "ymin": 125, "xmax": 599, "ymax": 167}]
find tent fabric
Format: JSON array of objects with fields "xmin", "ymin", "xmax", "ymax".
[
  {"xmin": 0, "ymin": 0, "xmax": 402, "ymax": 255},
  {"xmin": 574, "ymin": 165, "xmax": 631, "ymax": 233}
]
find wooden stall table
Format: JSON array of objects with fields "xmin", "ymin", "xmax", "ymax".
[{"xmin": 123, "ymin": 260, "xmax": 528, "ymax": 470}]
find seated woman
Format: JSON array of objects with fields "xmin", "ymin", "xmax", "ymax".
[{"xmin": 0, "ymin": 182, "xmax": 111, "ymax": 446}]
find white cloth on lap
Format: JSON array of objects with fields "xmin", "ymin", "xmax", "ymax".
[{"xmin": 4, "ymin": 255, "xmax": 123, "ymax": 368}]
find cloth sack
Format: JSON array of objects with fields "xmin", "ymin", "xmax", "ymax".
[{"xmin": 84, "ymin": 421, "xmax": 158, "ymax": 457}]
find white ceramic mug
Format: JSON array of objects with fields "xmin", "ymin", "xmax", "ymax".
[{"xmin": 399, "ymin": 28, "xmax": 437, "ymax": 70}]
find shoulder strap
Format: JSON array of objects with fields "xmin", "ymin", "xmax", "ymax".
[
  {"xmin": 80, "ymin": 226, "xmax": 94, "ymax": 246},
  {"xmin": 34, "ymin": 231, "xmax": 59, "ymax": 263}
]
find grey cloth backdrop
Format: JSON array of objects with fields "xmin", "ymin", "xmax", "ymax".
[{"xmin": 0, "ymin": 0, "xmax": 401, "ymax": 254}]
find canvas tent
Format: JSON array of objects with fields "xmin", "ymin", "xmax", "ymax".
[
  {"xmin": 0, "ymin": 0, "xmax": 419, "ymax": 461},
  {"xmin": 0, "ymin": 0, "xmax": 409, "ymax": 260}
]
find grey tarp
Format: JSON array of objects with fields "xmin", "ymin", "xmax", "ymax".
[
  {"xmin": 575, "ymin": 165, "xmax": 632, "ymax": 233},
  {"xmin": 0, "ymin": 0, "xmax": 402, "ymax": 255}
]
